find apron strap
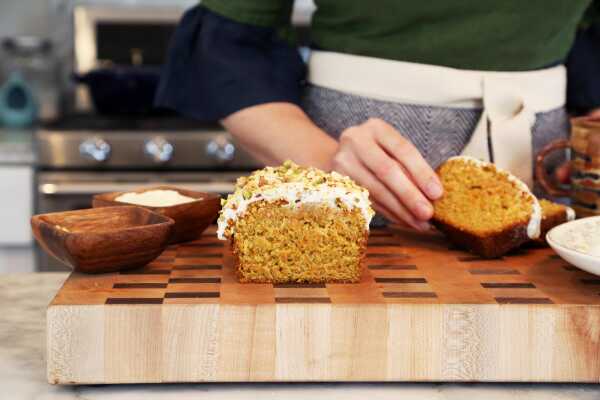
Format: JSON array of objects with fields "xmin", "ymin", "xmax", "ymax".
[
  {"xmin": 307, "ymin": 51, "xmax": 566, "ymax": 188},
  {"xmin": 461, "ymin": 77, "xmax": 536, "ymax": 186}
]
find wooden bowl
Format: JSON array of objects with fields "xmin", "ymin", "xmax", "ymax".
[
  {"xmin": 92, "ymin": 186, "xmax": 220, "ymax": 244},
  {"xmin": 31, "ymin": 206, "xmax": 174, "ymax": 274}
]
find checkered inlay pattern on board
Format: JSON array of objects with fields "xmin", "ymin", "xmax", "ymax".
[
  {"xmin": 455, "ymin": 248, "xmax": 554, "ymax": 304},
  {"xmin": 87, "ymin": 226, "xmax": 600, "ymax": 306},
  {"xmin": 367, "ymin": 229, "xmax": 437, "ymax": 301},
  {"xmin": 107, "ymin": 232, "xmax": 225, "ymax": 305}
]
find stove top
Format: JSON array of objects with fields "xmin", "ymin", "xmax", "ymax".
[
  {"xmin": 43, "ymin": 113, "xmax": 221, "ymax": 132},
  {"xmin": 37, "ymin": 113, "xmax": 260, "ymax": 170}
]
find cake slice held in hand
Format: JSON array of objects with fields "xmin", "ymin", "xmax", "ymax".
[
  {"xmin": 432, "ymin": 156, "xmax": 541, "ymax": 258},
  {"xmin": 217, "ymin": 161, "xmax": 375, "ymax": 283}
]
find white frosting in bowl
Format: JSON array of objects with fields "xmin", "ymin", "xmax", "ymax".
[
  {"xmin": 116, "ymin": 189, "xmax": 196, "ymax": 207},
  {"xmin": 546, "ymin": 216, "xmax": 600, "ymax": 277},
  {"xmin": 549, "ymin": 217, "xmax": 600, "ymax": 256}
]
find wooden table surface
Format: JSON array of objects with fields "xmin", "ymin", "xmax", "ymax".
[{"xmin": 47, "ymin": 225, "xmax": 600, "ymax": 384}]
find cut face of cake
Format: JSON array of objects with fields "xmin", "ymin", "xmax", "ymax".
[
  {"xmin": 217, "ymin": 161, "xmax": 374, "ymax": 283},
  {"xmin": 432, "ymin": 156, "xmax": 542, "ymax": 258},
  {"xmin": 533, "ymin": 199, "xmax": 576, "ymax": 245}
]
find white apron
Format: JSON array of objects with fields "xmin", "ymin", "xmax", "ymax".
[{"xmin": 308, "ymin": 50, "xmax": 567, "ymax": 187}]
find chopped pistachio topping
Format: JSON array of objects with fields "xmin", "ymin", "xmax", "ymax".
[
  {"xmin": 217, "ymin": 160, "xmax": 374, "ymax": 239},
  {"xmin": 233, "ymin": 160, "xmax": 366, "ymax": 195}
]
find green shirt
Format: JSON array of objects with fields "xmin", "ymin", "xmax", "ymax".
[{"xmin": 202, "ymin": 0, "xmax": 594, "ymax": 71}]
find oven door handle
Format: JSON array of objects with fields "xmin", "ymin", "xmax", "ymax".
[{"xmin": 38, "ymin": 182, "xmax": 235, "ymax": 195}]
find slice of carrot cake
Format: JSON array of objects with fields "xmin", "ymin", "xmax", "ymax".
[
  {"xmin": 432, "ymin": 156, "xmax": 542, "ymax": 258},
  {"xmin": 532, "ymin": 199, "xmax": 576, "ymax": 245},
  {"xmin": 217, "ymin": 160, "xmax": 375, "ymax": 283}
]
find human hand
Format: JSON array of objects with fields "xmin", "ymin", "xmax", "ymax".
[
  {"xmin": 588, "ymin": 107, "xmax": 600, "ymax": 119},
  {"xmin": 331, "ymin": 118, "xmax": 443, "ymax": 230}
]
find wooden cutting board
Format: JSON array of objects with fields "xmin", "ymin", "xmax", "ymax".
[{"xmin": 47, "ymin": 225, "xmax": 600, "ymax": 384}]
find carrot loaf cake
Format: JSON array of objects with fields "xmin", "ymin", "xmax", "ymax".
[
  {"xmin": 533, "ymin": 199, "xmax": 576, "ymax": 245},
  {"xmin": 217, "ymin": 161, "xmax": 374, "ymax": 283},
  {"xmin": 432, "ymin": 156, "xmax": 542, "ymax": 258}
]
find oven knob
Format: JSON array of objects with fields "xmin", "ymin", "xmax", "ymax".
[
  {"xmin": 206, "ymin": 136, "xmax": 235, "ymax": 163},
  {"xmin": 144, "ymin": 137, "xmax": 174, "ymax": 163},
  {"xmin": 79, "ymin": 137, "xmax": 111, "ymax": 162}
]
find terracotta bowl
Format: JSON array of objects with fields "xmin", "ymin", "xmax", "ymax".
[
  {"xmin": 31, "ymin": 206, "xmax": 174, "ymax": 274},
  {"xmin": 92, "ymin": 186, "xmax": 220, "ymax": 244}
]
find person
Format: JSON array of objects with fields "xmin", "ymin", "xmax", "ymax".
[{"xmin": 156, "ymin": 1, "xmax": 600, "ymax": 230}]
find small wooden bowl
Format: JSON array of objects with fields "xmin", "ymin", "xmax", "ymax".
[
  {"xmin": 92, "ymin": 186, "xmax": 220, "ymax": 244},
  {"xmin": 31, "ymin": 206, "xmax": 174, "ymax": 274}
]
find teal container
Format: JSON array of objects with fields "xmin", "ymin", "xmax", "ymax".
[{"xmin": 0, "ymin": 71, "xmax": 37, "ymax": 127}]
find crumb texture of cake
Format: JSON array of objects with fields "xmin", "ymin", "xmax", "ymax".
[
  {"xmin": 433, "ymin": 156, "xmax": 541, "ymax": 258},
  {"xmin": 233, "ymin": 202, "xmax": 367, "ymax": 283},
  {"xmin": 217, "ymin": 161, "xmax": 374, "ymax": 283},
  {"xmin": 539, "ymin": 199, "xmax": 575, "ymax": 224},
  {"xmin": 534, "ymin": 199, "xmax": 576, "ymax": 245}
]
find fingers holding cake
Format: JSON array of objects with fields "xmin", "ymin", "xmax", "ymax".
[
  {"xmin": 331, "ymin": 145, "xmax": 426, "ymax": 229},
  {"xmin": 368, "ymin": 119, "xmax": 443, "ymax": 201},
  {"xmin": 334, "ymin": 118, "xmax": 441, "ymax": 229}
]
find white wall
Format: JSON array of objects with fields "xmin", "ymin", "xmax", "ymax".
[
  {"xmin": 0, "ymin": 0, "xmax": 316, "ymax": 39},
  {"xmin": 0, "ymin": 1, "xmax": 51, "ymax": 38},
  {"xmin": 0, "ymin": 0, "xmax": 196, "ymax": 43}
]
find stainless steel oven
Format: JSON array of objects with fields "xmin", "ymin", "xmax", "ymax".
[
  {"xmin": 34, "ymin": 1, "xmax": 320, "ymax": 270},
  {"xmin": 35, "ymin": 116, "xmax": 260, "ymax": 271},
  {"xmin": 72, "ymin": 3, "xmax": 191, "ymax": 112},
  {"xmin": 36, "ymin": 171, "xmax": 239, "ymax": 213},
  {"xmin": 34, "ymin": 1, "xmax": 268, "ymax": 270}
]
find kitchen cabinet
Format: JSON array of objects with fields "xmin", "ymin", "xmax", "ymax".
[
  {"xmin": 0, "ymin": 129, "xmax": 35, "ymax": 271},
  {"xmin": 0, "ymin": 166, "xmax": 32, "ymax": 245}
]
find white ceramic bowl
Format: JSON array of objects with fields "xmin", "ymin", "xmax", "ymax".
[{"xmin": 546, "ymin": 216, "xmax": 600, "ymax": 276}]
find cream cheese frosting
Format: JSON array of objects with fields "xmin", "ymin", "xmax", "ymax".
[
  {"xmin": 116, "ymin": 189, "xmax": 196, "ymax": 207},
  {"xmin": 551, "ymin": 218, "xmax": 600, "ymax": 256},
  {"xmin": 565, "ymin": 206, "xmax": 576, "ymax": 221},
  {"xmin": 447, "ymin": 156, "xmax": 542, "ymax": 239},
  {"xmin": 217, "ymin": 161, "xmax": 374, "ymax": 240}
]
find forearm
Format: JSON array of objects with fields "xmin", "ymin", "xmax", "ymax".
[{"xmin": 221, "ymin": 102, "xmax": 338, "ymax": 171}]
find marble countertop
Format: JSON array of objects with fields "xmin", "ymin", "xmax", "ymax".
[
  {"xmin": 0, "ymin": 128, "xmax": 35, "ymax": 165},
  {"xmin": 1, "ymin": 272, "xmax": 599, "ymax": 400}
]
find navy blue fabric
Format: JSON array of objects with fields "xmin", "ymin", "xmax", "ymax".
[
  {"xmin": 154, "ymin": 5, "xmax": 306, "ymax": 121},
  {"xmin": 567, "ymin": 23, "xmax": 600, "ymax": 114},
  {"xmin": 156, "ymin": 5, "xmax": 600, "ymax": 120}
]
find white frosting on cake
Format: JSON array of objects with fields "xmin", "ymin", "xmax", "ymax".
[
  {"xmin": 217, "ymin": 182, "xmax": 373, "ymax": 240},
  {"xmin": 447, "ymin": 156, "xmax": 542, "ymax": 239},
  {"xmin": 565, "ymin": 206, "xmax": 576, "ymax": 221},
  {"xmin": 217, "ymin": 162, "xmax": 374, "ymax": 240}
]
